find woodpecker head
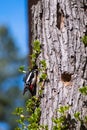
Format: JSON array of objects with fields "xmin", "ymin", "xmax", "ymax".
[{"xmin": 23, "ymin": 68, "xmax": 38, "ymax": 96}]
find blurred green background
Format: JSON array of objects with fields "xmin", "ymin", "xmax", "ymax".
[{"xmin": 0, "ymin": 0, "xmax": 28, "ymax": 130}]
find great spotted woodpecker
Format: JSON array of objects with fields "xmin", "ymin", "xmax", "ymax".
[{"xmin": 23, "ymin": 69, "xmax": 38, "ymax": 96}]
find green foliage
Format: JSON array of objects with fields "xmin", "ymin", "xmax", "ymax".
[
  {"xmin": 26, "ymin": 96, "xmax": 40, "ymax": 113},
  {"xmin": 74, "ymin": 111, "xmax": 87, "ymax": 127},
  {"xmin": 28, "ymin": 107, "xmax": 41, "ymax": 130},
  {"xmin": 31, "ymin": 40, "xmax": 41, "ymax": 66},
  {"xmin": 19, "ymin": 65, "xmax": 26, "ymax": 73},
  {"xmin": 79, "ymin": 86, "xmax": 87, "ymax": 95},
  {"xmin": 40, "ymin": 60, "xmax": 47, "ymax": 70},
  {"xmin": 84, "ymin": 116, "xmax": 87, "ymax": 125},
  {"xmin": 38, "ymin": 59, "xmax": 47, "ymax": 98},
  {"xmin": 39, "ymin": 60, "xmax": 47, "ymax": 82},
  {"xmin": 84, "ymin": 116, "xmax": 87, "ymax": 122},
  {"xmin": 14, "ymin": 96, "xmax": 40, "ymax": 129},
  {"xmin": 13, "ymin": 107, "xmax": 24, "ymax": 116},
  {"xmin": 74, "ymin": 112, "xmax": 81, "ymax": 121},
  {"xmin": 28, "ymin": 107, "xmax": 41, "ymax": 123},
  {"xmin": 31, "ymin": 53, "xmax": 36, "ymax": 61},
  {"xmin": 14, "ymin": 96, "xmax": 48, "ymax": 130},
  {"xmin": 38, "ymin": 89, "xmax": 43, "ymax": 96},
  {"xmin": 40, "ymin": 125, "xmax": 48, "ymax": 130},
  {"xmin": 40, "ymin": 73, "xmax": 47, "ymax": 82},
  {"xmin": 53, "ymin": 116, "xmax": 66, "ymax": 130},
  {"xmin": 33, "ymin": 40, "xmax": 41, "ymax": 54},
  {"xmin": 81, "ymin": 35, "xmax": 87, "ymax": 46},
  {"xmin": 58, "ymin": 106, "xmax": 70, "ymax": 115},
  {"xmin": 53, "ymin": 106, "xmax": 70, "ymax": 130}
]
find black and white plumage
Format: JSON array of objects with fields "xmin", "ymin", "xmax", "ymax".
[{"xmin": 23, "ymin": 69, "xmax": 38, "ymax": 96}]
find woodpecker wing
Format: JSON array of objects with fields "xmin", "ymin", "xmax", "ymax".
[
  {"xmin": 26, "ymin": 70, "xmax": 34, "ymax": 84},
  {"xmin": 23, "ymin": 71, "xmax": 34, "ymax": 84},
  {"xmin": 23, "ymin": 71, "xmax": 30, "ymax": 82}
]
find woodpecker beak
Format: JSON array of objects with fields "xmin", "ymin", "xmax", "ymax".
[{"xmin": 23, "ymin": 85, "xmax": 29, "ymax": 95}]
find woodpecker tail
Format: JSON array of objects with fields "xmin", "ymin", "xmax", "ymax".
[{"xmin": 23, "ymin": 85, "xmax": 28, "ymax": 95}]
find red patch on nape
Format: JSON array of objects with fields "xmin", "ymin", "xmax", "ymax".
[{"xmin": 29, "ymin": 85, "xmax": 33, "ymax": 90}]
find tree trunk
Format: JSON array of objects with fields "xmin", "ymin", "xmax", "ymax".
[{"xmin": 28, "ymin": 0, "xmax": 87, "ymax": 129}]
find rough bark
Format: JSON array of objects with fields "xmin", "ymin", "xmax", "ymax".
[{"xmin": 28, "ymin": 0, "xmax": 87, "ymax": 129}]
